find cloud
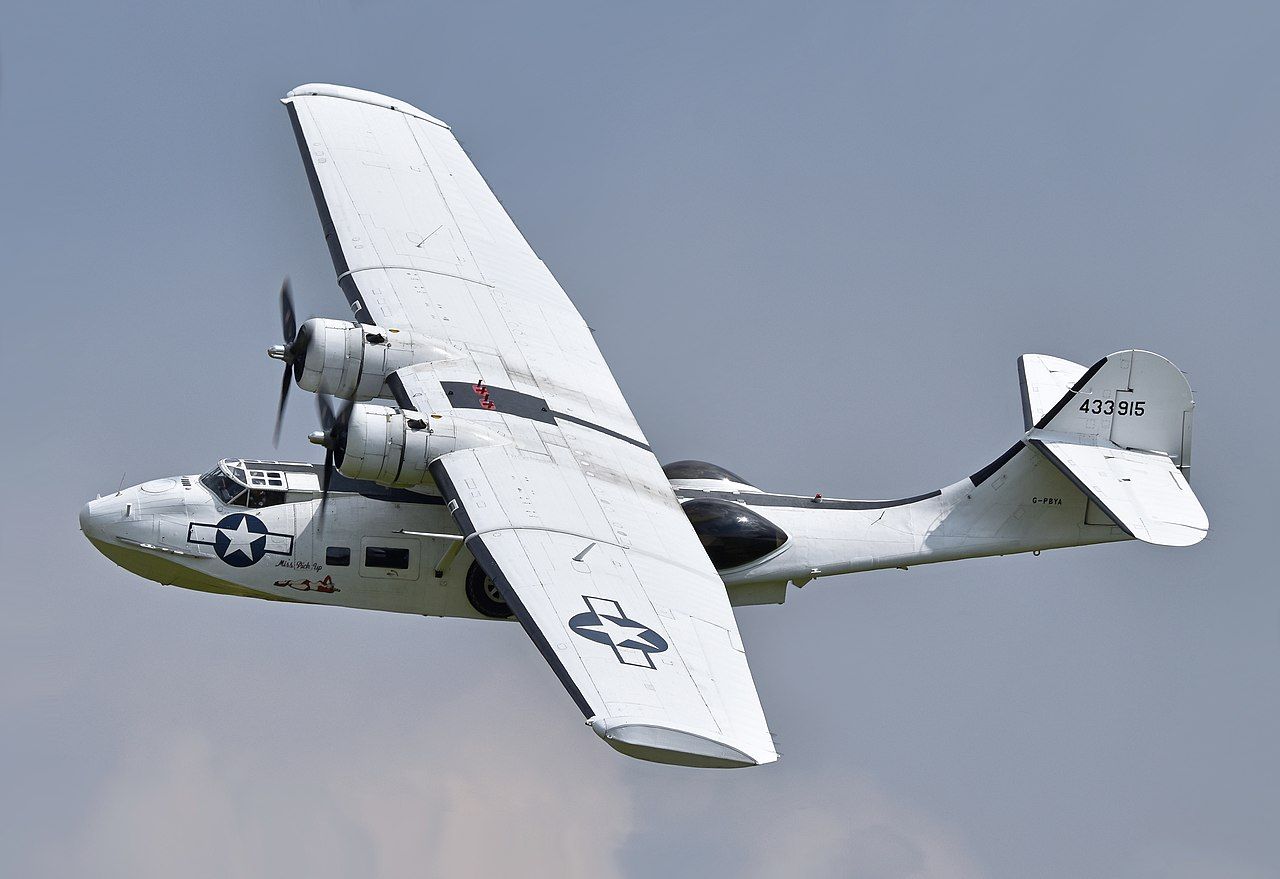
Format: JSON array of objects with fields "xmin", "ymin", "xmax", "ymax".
[
  {"xmin": 52, "ymin": 690, "xmax": 635, "ymax": 879},
  {"xmin": 733, "ymin": 774, "xmax": 988, "ymax": 879},
  {"xmin": 46, "ymin": 680, "xmax": 990, "ymax": 879},
  {"xmin": 335, "ymin": 721, "xmax": 634, "ymax": 878},
  {"xmin": 1123, "ymin": 844, "xmax": 1275, "ymax": 879}
]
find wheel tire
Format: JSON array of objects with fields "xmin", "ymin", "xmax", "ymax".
[{"xmin": 465, "ymin": 560, "xmax": 512, "ymax": 619}]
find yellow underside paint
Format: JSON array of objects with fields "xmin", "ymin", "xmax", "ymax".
[{"xmin": 89, "ymin": 539, "xmax": 301, "ymax": 603}]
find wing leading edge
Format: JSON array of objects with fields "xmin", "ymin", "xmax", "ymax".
[{"xmin": 283, "ymin": 84, "xmax": 777, "ymax": 767}]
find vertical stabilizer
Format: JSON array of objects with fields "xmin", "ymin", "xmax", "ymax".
[
  {"xmin": 1025, "ymin": 350, "xmax": 1206, "ymax": 546},
  {"xmin": 1030, "ymin": 349, "xmax": 1194, "ymax": 473},
  {"xmin": 1018, "ymin": 354, "xmax": 1088, "ymax": 430}
]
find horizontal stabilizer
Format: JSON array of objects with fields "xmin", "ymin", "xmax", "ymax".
[
  {"xmin": 1029, "ymin": 435, "xmax": 1208, "ymax": 546},
  {"xmin": 1018, "ymin": 354, "xmax": 1088, "ymax": 430}
]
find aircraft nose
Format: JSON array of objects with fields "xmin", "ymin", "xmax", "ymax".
[
  {"xmin": 79, "ymin": 497, "xmax": 106, "ymax": 542},
  {"xmin": 79, "ymin": 493, "xmax": 130, "ymax": 543}
]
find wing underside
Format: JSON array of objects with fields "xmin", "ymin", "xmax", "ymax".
[
  {"xmin": 284, "ymin": 83, "xmax": 777, "ymax": 766},
  {"xmin": 430, "ymin": 447, "xmax": 778, "ymax": 767}
]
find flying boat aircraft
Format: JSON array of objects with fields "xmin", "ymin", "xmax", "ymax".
[{"xmin": 80, "ymin": 84, "xmax": 1210, "ymax": 768}]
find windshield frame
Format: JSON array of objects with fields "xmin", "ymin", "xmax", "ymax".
[{"xmin": 199, "ymin": 466, "xmax": 246, "ymax": 506}]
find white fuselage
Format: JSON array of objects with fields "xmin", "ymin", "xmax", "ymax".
[{"xmin": 80, "ymin": 443, "xmax": 1129, "ymax": 620}]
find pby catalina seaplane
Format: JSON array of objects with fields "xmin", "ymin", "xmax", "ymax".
[{"xmin": 80, "ymin": 84, "xmax": 1210, "ymax": 768}]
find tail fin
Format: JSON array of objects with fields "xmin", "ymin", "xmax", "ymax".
[
  {"xmin": 1017, "ymin": 354, "xmax": 1089, "ymax": 430},
  {"xmin": 1021, "ymin": 350, "xmax": 1207, "ymax": 547}
]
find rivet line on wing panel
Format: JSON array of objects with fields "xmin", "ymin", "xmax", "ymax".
[
  {"xmin": 467, "ymin": 526, "xmax": 719, "ymax": 582},
  {"xmin": 336, "ymin": 265, "xmax": 495, "ymax": 289},
  {"xmin": 402, "ymin": 119, "xmax": 490, "ymax": 278}
]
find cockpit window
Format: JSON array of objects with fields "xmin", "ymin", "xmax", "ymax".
[
  {"xmin": 200, "ymin": 463, "xmax": 290, "ymax": 508},
  {"xmin": 245, "ymin": 468, "xmax": 286, "ymax": 488},
  {"xmin": 200, "ymin": 468, "xmax": 243, "ymax": 505},
  {"xmin": 246, "ymin": 489, "xmax": 286, "ymax": 508}
]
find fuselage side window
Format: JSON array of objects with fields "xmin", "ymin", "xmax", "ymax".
[
  {"xmin": 365, "ymin": 546, "xmax": 410, "ymax": 570},
  {"xmin": 246, "ymin": 489, "xmax": 286, "ymax": 509},
  {"xmin": 326, "ymin": 547, "xmax": 351, "ymax": 566}
]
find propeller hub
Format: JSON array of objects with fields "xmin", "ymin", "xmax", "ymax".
[
  {"xmin": 268, "ymin": 344, "xmax": 289, "ymax": 361},
  {"xmin": 308, "ymin": 430, "xmax": 328, "ymax": 447}
]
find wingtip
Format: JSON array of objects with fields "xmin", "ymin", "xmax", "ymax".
[
  {"xmin": 590, "ymin": 717, "xmax": 776, "ymax": 769},
  {"xmin": 282, "ymin": 83, "xmax": 450, "ymax": 129},
  {"xmin": 1134, "ymin": 521, "xmax": 1210, "ymax": 547}
]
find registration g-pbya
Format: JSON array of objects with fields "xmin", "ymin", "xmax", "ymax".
[{"xmin": 81, "ymin": 84, "xmax": 1210, "ymax": 768}]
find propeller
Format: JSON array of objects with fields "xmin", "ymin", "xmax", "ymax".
[
  {"xmin": 267, "ymin": 278, "xmax": 306, "ymax": 446},
  {"xmin": 309, "ymin": 393, "xmax": 355, "ymax": 526}
]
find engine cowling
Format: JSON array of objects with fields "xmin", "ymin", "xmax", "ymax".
[
  {"xmin": 334, "ymin": 404, "xmax": 503, "ymax": 487},
  {"xmin": 293, "ymin": 318, "xmax": 459, "ymax": 400}
]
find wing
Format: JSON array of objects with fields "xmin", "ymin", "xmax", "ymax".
[{"xmin": 283, "ymin": 84, "xmax": 777, "ymax": 767}]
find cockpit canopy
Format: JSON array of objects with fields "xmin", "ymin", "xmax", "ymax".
[
  {"xmin": 681, "ymin": 498, "xmax": 788, "ymax": 571},
  {"xmin": 198, "ymin": 459, "xmax": 320, "ymax": 508},
  {"xmin": 663, "ymin": 460, "xmax": 756, "ymax": 488}
]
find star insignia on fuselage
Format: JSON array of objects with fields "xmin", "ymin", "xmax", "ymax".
[
  {"xmin": 188, "ymin": 513, "xmax": 294, "ymax": 567},
  {"xmin": 216, "ymin": 514, "xmax": 267, "ymax": 565}
]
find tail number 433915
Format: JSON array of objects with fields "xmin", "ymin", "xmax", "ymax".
[{"xmin": 1079, "ymin": 398, "xmax": 1145, "ymax": 416}]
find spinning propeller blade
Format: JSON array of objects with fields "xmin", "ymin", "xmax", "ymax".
[
  {"xmin": 280, "ymin": 277, "xmax": 297, "ymax": 346},
  {"xmin": 313, "ymin": 393, "xmax": 354, "ymax": 527},
  {"xmin": 270, "ymin": 278, "xmax": 303, "ymax": 446},
  {"xmin": 274, "ymin": 364, "xmax": 293, "ymax": 447}
]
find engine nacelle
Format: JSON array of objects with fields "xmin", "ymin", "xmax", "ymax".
[
  {"xmin": 294, "ymin": 318, "xmax": 459, "ymax": 400},
  {"xmin": 336, "ymin": 404, "xmax": 504, "ymax": 487}
]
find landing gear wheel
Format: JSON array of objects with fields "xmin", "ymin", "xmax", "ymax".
[{"xmin": 465, "ymin": 560, "xmax": 512, "ymax": 619}]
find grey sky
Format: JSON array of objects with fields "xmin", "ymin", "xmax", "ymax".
[{"xmin": 2, "ymin": 1, "xmax": 1277, "ymax": 876}]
